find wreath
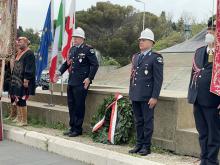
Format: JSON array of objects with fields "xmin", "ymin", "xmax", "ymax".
[{"xmin": 91, "ymin": 94, "xmax": 134, "ymax": 145}]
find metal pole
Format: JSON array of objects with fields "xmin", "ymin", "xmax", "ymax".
[
  {"xmin": 44, "ymin": 82, "xmax": 55, "ymax": 107},
  {"xmin": 61, "ymin": 74, "xmax": 64, "ymax": 96},
  {"xmin": 143, "ymin": 2, "xmax": 145, "ymax": 30},
  {"xmin": 135, "ymin": 0, "xmax": 146, "ymax": 31},
  {"xmin": 50, "ymin": 83, "xmax": 54, "ymax": 106},
  {"xmin": 212, "ymin": 0, "xmax": 215, "ymax": 26},
  {"xmin": 0, "ymin": 100, "xmax": 3, "ymax": 141},
  {"xmin": 0, "ymin": 59, "xmax": 5, "ymax": 141}
]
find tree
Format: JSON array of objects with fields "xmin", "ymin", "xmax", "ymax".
[
  {"xmin": 177, "ymin": 17, "xmax": 184, "ymax": 32},
  {"xmin": 17, "ymin": 26, "xmax": 40, "ymax": 52}
]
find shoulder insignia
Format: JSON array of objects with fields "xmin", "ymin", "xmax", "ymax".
[
  {"xmin": 90, "ymin": 48, "xmax": 95, "ymax": 54},
  {"xmin": 157, "ymin": 56, "xmax": 163, "ymax": 64},
  {"xmin": 86, "ymin": 44, "xmax": 92, "ymax": 48}
]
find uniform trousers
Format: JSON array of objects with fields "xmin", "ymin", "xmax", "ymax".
[
  {"xmin": 67, "ymin": 85, "xmax": 88, "ymax": 134},
  {"xmin": 132, "ymin": 100, "xmax": 154, "ymax": 149},
  {"xmin": 194, "ymin": 102, "xmax": 220, "ymax": 165}
]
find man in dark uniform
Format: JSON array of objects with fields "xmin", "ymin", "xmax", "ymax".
[
  {"xmin": 129, "ymin": 28, "xmax": 163, "ymax": 156},
  {"xmin": 58, "ymin": 27, "xmax": 99, "ymax": 137},
  {"xmin": 188, "ymin": 18, "xmax": 220, "ymax": 165}
]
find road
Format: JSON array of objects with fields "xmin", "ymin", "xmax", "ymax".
[{"xmin": 0, "ymin": 140, "xmax": 88, "ymax": 165}]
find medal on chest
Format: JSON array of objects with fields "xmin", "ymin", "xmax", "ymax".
[
  {"xmin": 208, "ymin": 50, "xmax": 214, "ymax": 63},
  {"xmin": 144, "ymin": 64, "xmax": 149, "ymax": 75},
  {"xmin": 78, "ymin": 53, "xmax": 86, "ymax": 63},
  {"xmin": 144, "ymin": 69, "xmax": 148, "ymax": 75}
]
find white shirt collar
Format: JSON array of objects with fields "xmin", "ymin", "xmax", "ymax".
[
  {"xmin": 141, "ymin": 49, "xmax": 151, "ymax": 56},
  {"xmin": 207, "ymin": 47, "xmax": 215, "ymax": 54}
]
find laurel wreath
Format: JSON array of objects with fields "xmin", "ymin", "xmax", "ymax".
[{"xmin": 91, "ymin": 95, "xmax": 134, "ymax": 145}]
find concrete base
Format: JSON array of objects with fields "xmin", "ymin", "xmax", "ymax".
[
  {"xmin": 1, "ymin": 88, "xmax": 211, "ymax": 158},
  {"xmin": 176, "ymin": 128, "xmax": 220, "ymax": 159}
]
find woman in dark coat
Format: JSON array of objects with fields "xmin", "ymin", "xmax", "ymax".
[{"xmin": 10, "ymin": 37, "xmax": 36, "ymax": 126}]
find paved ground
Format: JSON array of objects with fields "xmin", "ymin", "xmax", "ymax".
[
  {"xmin": 0, "ymin": 140, "xmax": 87, "ymax": 165},
  {"xmin": 6, "ymin": 125, "xmax": 198, "ymax": 165}
]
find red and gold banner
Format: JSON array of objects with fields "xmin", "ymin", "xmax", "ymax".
[
  {"xmin": 210, "ymin": 0, "xmax": 220, "ymax": 96},
  {"xmin": 0, "ymin": 0, "xmax": 18, "ymax": 141}
]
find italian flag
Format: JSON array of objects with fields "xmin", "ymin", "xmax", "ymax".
[
  {"xmin": 62, "ymin": 0, "xmax": 75, "ymax": 59},
  {"xmin": 49, "ymin": 0, "xmax": 64, "ymax": 83}
]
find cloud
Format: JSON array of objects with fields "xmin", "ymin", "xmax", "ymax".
[{"xmin": 17, "ymin": 0, "xmax": 215, "ymax": 30}]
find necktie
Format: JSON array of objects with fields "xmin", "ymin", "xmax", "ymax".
[{"xmin": 138, "ymin": 53, "xmax": 144, "ymax": 64}]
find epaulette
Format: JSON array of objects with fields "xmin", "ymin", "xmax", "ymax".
[
  {"xmin": 133, "ymin": 53, "xmax": 139, "ymax": 57},
  {"xmin": 152, "ymin": 51, "xmax": 162, "ymax": 56},
  {"xmin": 130, "ymin": 53, "xmax": 138, "ymax": 63},
  {"xmin": 86, "ymin": 44, "xmax": 93, "ymax": 48}
]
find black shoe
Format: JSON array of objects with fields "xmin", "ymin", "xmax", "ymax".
[
  {"xmin": 63, "ymin": 130, "xmax": 72, "ymax": 136},
  {"xmin": 68, "ymin": 131, "xmax": 82, "ymax": 137},
  {"xmin": 129, "ymin": 146, "xmax": 142, "ymax": 154},
  {"xmin": 138, "ymin": 147, "xmax": 151, "ymax": 156}
]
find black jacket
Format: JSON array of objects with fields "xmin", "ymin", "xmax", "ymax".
[
  {"xmin": 59, "ymin": 43, "xmax": 99, "ymax": 86},
  {"xmin": 188, "ymin": 46, "xmax": 220, "ymax": 107},
  {"xmin": 129, "ymin": 51, "xmax": 163, "ymax": 101}
]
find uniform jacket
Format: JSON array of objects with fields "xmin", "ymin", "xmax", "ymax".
[
  {"xmin": 129, "ymin": 51, "xmax": 163, "ymax": 101},
  {"xmin": 59, "ymin": 43, "xmax": 99, "ymax": 86},
  {"xmin": 188, "ymin": 46, "xmax": 220, "ymax": 107}
]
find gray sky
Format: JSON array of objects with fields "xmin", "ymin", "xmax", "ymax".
[{"xmin": 18, "ymin": 0, "xmax": 216, "ymax": 31}]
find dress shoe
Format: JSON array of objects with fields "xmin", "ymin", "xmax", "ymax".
[
  {"xmin": 138, "ymin": 147, "xmax": 151, "ymax": 156},
  {"xmin": 128, "ymin": 146, "xmax": 142, "ymax": 154},
  {"xmin": 63, "ymin": 130, "xmax": 72, "ymax": 136},
  {"xmin": 68, "ymin": 131, "xmax": 82, "ymax": 137}
]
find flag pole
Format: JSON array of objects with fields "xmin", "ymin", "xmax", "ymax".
[
  {"xmin": 50, "ymin": 83, "xmax": 55, "ymax": 106},
  {"xmin": 212, "ymin": 0, "xmax": 215, "ymax": 25},
  {"xmin": 60, "ymin": 0, "xmax": 66, "ymax": 96},
  {"xmin": 49, "ymin": 0, "xmax": 64, "ymax": 104},
  {"xmin": 0, "ymin": 59, "xmax": 5, "ymax": 141},
  {"xmin": 51, "ymin": 0, "xmax": 54, "ymax": 38},
  {"xmin": 44, "ymin": 82, "xmax": 55, "ymax": 107},
  {"xmin": 61, "ymin": 77, "xmax": 63, "ymax": 96}
]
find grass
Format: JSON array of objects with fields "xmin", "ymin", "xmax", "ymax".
[
  {"xmin": 3, "ymin": 114, "xmax": 173, "ymax": 155},
  {"xmin": 4, "ymin": 116, "xmax": 67, "ymax": 131}
]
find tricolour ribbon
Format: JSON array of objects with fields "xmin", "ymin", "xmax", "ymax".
[{"xmin": 92, "ymin": 93, "xmax": 123, "ymax": 144}]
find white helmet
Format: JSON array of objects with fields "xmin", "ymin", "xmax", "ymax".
[
  {"xmin": 73, "ymin": 27, "xmax": 85, "ymax": 39},
  {"xmin": 138, "ymin": 28, "xmax": 155, "ymax": 43}
]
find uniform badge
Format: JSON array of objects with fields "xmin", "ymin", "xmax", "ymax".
[
  {"xmin": 157, "ymin": 57, "xmax": 163, "ymax": 64},
  {"xmin": 144, "ymin": 70, "xmax": 148, "ymax": 75},
  {"xmin": 78, "ymin": 53, "xmax": 85, "ymax": 63},
  {"xmin": 90, "ymin": 49, "xmax": 95, "ymax": 54}
]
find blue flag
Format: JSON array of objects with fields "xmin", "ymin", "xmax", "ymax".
[{"xmin": 36, "ymin": 2, "xmax": 53, "ymax": 82}]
